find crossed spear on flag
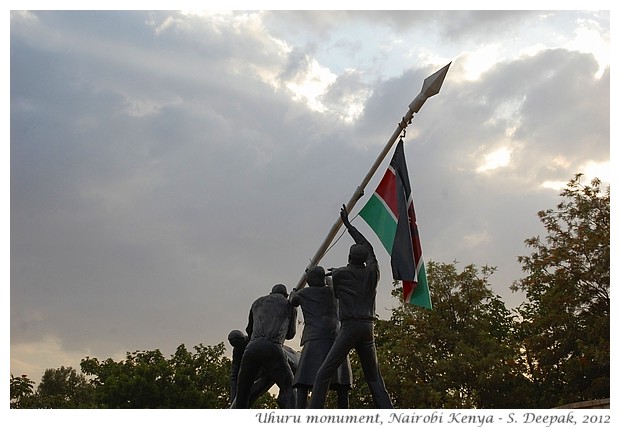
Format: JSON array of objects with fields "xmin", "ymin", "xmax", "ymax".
[{"xmin": 295, "ymin": 62, "xmax": 451, "ymax": 309}]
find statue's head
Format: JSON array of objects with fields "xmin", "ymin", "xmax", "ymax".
[
  {"xmin": 228, "ymin": 329, "xmax": 247, "ymax": 348},
  {"xmin": 349, "ymin": 243, "xmax": 368, "ymax": 266},
  {"xmin": 271, "ymin": 283, "xmax": 288, "ymax": 297},
  {"xmin": 306, "ymin": 266, "xmax": 326, "ymax": 287}
]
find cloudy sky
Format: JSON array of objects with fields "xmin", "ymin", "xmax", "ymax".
[{"xmin": 8, "ymin": 7, "xmax": 611, "ymax": 389}]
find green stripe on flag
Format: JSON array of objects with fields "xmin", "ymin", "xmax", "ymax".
[
  {"xmin": 359, "ymin": 194, "xmax": 397, "ymax": 253},
  {"xmin": 408, "ymin": 262, "xmax": 432, "ymax": 309}
]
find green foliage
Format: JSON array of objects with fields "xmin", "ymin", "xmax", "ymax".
[
  {"xmin": 511, "ymin": 174, "xmax": 610, "ymax": 406},
  {"xmin": 37, "ymin": 366, "xmax": 97, "ymax": 408},
  {"xmin": 10, "ymin": 367, "xmax": 97, "ymax": 408},
  {"xmin": 80, "ymin": 343, "xmax": 232, "ymax": 408},
  {"xmin": 10, "ymin": 374, "xmax": 35, "ymax": 408}
]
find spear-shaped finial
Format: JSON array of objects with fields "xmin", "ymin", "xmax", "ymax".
[{"xmin": 409, "ymin": 62, "xmax": 451, "ymax": 114}]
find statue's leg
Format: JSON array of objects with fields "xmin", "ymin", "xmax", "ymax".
[
  {"xmin": 235, "ymin": 352, "xmax": 261, "ymax": 409},
  {"xmin": 295, "ymin": 385, "xmax": 309, "ymax": 409},
  {"xmin": 309, "ymin": 331, "xmax": 355, "ymax": 408},
  {"xmin": 336, "ymin": 387, "xmax": 349, "ymax": 409},
  {"xmin": 354, "ymin": 326, "xmax": 393, "ymax": 409},
  {"xmin": 266, "ymin": 345, "xmax": 295, "ymax": 409},
  {"xmin": 248, "ymin": 374, "xmax": 273, "ymax": 407}
]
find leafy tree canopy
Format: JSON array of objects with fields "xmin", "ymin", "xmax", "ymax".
[{"xmin": 511, "ymin": 174, "xmax": 610, "ymax": 406}]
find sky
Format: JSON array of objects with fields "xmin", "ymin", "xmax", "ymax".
[{"xmin": 7, "ymin": 5, "xmax": 612, "ymax": 401}]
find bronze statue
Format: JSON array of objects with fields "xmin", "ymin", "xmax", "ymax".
[
  {"xmin": 228, "ymin": 329, "xmax": 300, "ymax": 408},
  {"xmin": 290, "ymin": 266, "xmax": 351, "ymax": 408},
  {"xmin": 309, "ymin": 205, "xmax": 393, "ymax": 409},
  {"xmin": 233, "ymin": 284, "xmax": 298, "ymax": 409},
  {"xmin": 228, "ymin": 329, "xmax": 249, "ymax": 404}
]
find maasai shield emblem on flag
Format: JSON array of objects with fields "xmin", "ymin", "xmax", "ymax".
[{"xmin": 359, "ymin": 139, "xmax": 432, "ymax": 309}]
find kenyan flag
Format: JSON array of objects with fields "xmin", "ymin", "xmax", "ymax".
[{"xmin": 359, "ymin": 139, "xmax": 431, "ymax": 309}]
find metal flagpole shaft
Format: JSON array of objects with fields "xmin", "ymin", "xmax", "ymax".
[{"xmin": 294, "ymin": 62, "xmax": 451, "ymax": 291}]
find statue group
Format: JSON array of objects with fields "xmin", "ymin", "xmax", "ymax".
[{"xmin": 229, "ymin": 205, "xmax": 393, "ymax": 409}]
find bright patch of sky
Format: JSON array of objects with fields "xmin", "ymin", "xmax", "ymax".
[
  {"xmin": 477, "ymin": 146, "xmax": 513, "ymax": 173},
  {"xmin": 582, "ymin": 160, "xmax": 610, "ymax": 183},
  {"xmin": 517, "ymin": 12, "xmax": 608, "ymax": 77},
  {"xmin": 462, "ymin": 230, "xmax": 491, "ymax": 249},
  {"xmin": 542, "ymin": 160, "xmax": 610, "ymax": 190},
  {"xmin": 459, "ymin": 44, "xmax": 504, "ymax": 81},
  {"xmin": 566, "ymin": 17, "xmax": 610, "ymax": 78},
  {"xmin": 281, "ymin": 21, "xmax": 413, "ymax": 80},
  {"xmin": 285, "ymin": 59, "xmax": 337, "ymax": 113}
]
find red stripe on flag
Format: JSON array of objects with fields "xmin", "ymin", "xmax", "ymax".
[
  {"xmin": 374, "ymin": 167, "xmax": 398, "ymax": 216},
  {"xmin": 402, "ymin": 280, "xmax": 416, "ymax": 302}
]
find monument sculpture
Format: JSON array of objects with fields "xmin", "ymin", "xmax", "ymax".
[
  {"xmin": 308, "ymin": 205, "xmax": 393, "ymax": 408},
  {"xmin": 228, "ymin": 63, "xmax": 450, "ymax": 409},
  {"xmin": 290, "ymin": 266, "xmax": 352, "ymax": 408},
  {"xmin": 232, "ymin": 284, "xmax": 297, "ymax": 409}
]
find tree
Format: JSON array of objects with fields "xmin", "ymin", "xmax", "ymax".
[
  {"xmin": 511, "ymin": 174, "xmax": 610, "ymax": 406},
  {"xmin": 36, "ymin": 366, "xmax": 97, "ymax": 408},
  {"xmin": 348, "ymin": 262, "xmax": 531, "ymax": 409},
  {"xmin": 82, "ymin": 344, "xmax": 209, "ymax": 408},
  {"xmin": 10, "ymin": 367, "xmax": 97, "ymax": 408},
  {"xmin": 79, "ymin": 342, "xmax": 272, "ymax": 408},
  {"xmin": 12, "ymin": 342, "xmax": 277, "ymax": 409},
  {"xmin": 10, "ymin": 374, "xmax": 34, "ymax": 409}
]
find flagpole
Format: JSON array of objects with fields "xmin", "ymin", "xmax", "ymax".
[{"xmin": 294, "ymin": 62, "xmax": 451, "ymax": 291}]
